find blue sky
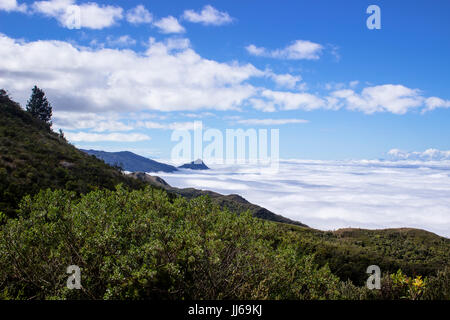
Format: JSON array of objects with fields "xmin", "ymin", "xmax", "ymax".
[{"xmin": 1, "ymin": 0, "xmax": 450, "ymax": 160}]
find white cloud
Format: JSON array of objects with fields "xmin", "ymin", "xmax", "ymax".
[
  {"xmin": 153, "ymin": 16, "xmax": 185, "ymax": 34},
  {"xmin": 0, "ymin": 0, "xmax": 27, "ymax": 12},
  {"xmin": 255, "ymin": 84, "xmax": 449, "ymax": 114},
  {"xmin": 53, "ymin": 111, "xmax": 197, "ymax": 134},
  {"xmin": 0, "ymin": 34, "xmax": 264, "ymax": 113},
  {"xmin": 126, "ymin": 4, "xmax": 152, "ymax": 24},
  {"xmin": 65, "ymin": 131, "xmax": 150, "ymax": 142},
  {"xmin": 53, "ymin": 111, "xmax": 134, "ymax": 132},
  {"xmin": 246, "ymin": 44, "xmax": 265, "ymax": 56},
  {"xmin": 1, "ymin": 33, "xmax": 448, "ymax": 116},
  {"xmin": 424, "ymin": 97, "xmax": 450, "ymax": 112},
  {"xmin": 331, "ymin": 85, "xmax": 424, "ymax": 114},
  {"xmin": 33, "ymin": 0, "xmax": 123, "ymax": 29},
  {"xmin": 260, "ymin": 90, "xmax": 326, "ymax": 111},
  {"xmin": 248, "ymin": 99, "xmax": 276, "ymax": 112},
  {"xmin": 388, "ymin": 148, "xmax": 450, "ymax": 161},
  {"xmin": 349, "ymin": 80, "xmax": 359, "ymax": 88},
  {"xmin": 246, "ymin": 40, "xmax": 324, "ymax": 60},
  {"xmin": 265, "ymin": 71, "xmax": 302, "ymax": 89},
  {"xmin": 157, "ymin": 160, "xmax": 450, "ymax": 237},
  {"xmin": 183, "ymin": 5, "xmax": 233, "ymax": 26},
  {"xmin": 105, "ymin": 35, "xmax": 136, "ymax": 47},
  {"xmin": 181, "ymin": 112, "xmax": 216, "ymax": 118},
  {"xmin": 137, "ymin": 121, "xmax": 196, "ymax": 131},
  {"xmin": 236, "ymin": 118, "xmax": 309, "ymax": 126}
]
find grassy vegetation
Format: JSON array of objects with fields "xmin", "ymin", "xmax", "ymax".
[{"xmin": 277, "ymin": 224, "xmax": 450, "ymax": 286}]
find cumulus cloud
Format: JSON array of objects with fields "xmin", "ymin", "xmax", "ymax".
[
  {"xmin": 136, "ymin": 121, "xmax": 196, "ymax": 131},
  {"xmin": 388, "ymin": 148, "xmax": 450, "ymax": 161},
  {"xmin": 153, "ymin": 16, "xmax": 185, "ymax": 34},
  {"xmin": 53, "ymin": 111, "xmax": 134, "ymax": 132},
  {"xmin": 0, "ymin": 34, "xmax": 264, "ymax": 113},
  {"xmin": 53, "ymin": 110, "xmax": 197, "ymax": 136},
  {"xmin": 126, "ymin": 4, "xmax": 152, "ymax": 24},
  {"xmin": 0, "ymin": 33, "xmax": 449, "ymax": 117},
  {"xmin": 248, "ymin": 99, "xmax": 276, "ymax": 112},
  {"xmin": 236, "ymin": 118, "xmax": 309, "ymax": 126},
  {"xmin": 33, "ymin": 0, "xmax": 123, "ymax": 29},
  {"xmin": 331, "ymin": 85, "xmax": 424, "ymax": 114},
  {"xmin": 260, "ymin": 90, "xmax": 326, "ymax": 111},
  {"xmin": 424, "ymin": 97, "xmax": 450, "ymax": 112},
  {"xmin": 105, "ymin": 35, "xmax": 136, "ymax": 47},
  {"xmin": 183, "ymin": 5, "xmax": 233, "ymax": 26},
  {"xmin": 0, "ymin": 0, "xmax": 27, "ymax": 12},
  {"xmin": 265, "ymin": 71, "xmax": 302, "ymax": 90},
  {"xmin": 246, "ymin": 40, "xmax": 324, "ymax": 60},
  {"xmin": 248, "ymin": 82, "xmax": 449, "ymax": 114},
  {"xmin": 158, "ymin": 160, "xmax": 450, "ymax": 237}
]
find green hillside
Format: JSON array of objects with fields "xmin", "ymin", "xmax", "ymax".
[
  {"xmin": 0, "ymin": 94, "xmax": 144, "ymax": 217},
  {"xmin": 277, "ymin": 224, "xmax": 450, "ymax": 286}
]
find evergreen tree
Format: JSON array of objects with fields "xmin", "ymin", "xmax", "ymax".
[
  {"xmin": 0, "ymin": 89, "xmax": 10, "ymax": 103},
  {"xmin": 26, "ymin": 86, "xmax": 52, "ymax": 126}
]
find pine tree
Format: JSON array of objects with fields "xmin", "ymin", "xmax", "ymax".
[
  {"xmin": 0, "ymin": 89, "xmax": 10, "ymax": 102},
  {"xmin": 26, "ymin": 86, "xmax": 52, "ymax": 126}
]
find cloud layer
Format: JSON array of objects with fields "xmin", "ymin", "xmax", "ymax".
[
  {"xmin": 388, "ymin": 148, "xmax": 450, "ymax": 161},
  {"xmin": 158, "ymin": 159, "xmax": 450, "ymax": 238}
]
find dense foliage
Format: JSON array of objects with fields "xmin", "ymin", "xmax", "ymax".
[
  {"xmin": 0, "ymin": 186, "xmax": 448, "ymax": 300},
  {"xmin": 280, "ymin": 226, "xmax": 450, "ymax": 286},
  {"xmin": 0, "ymin": 186, "xmax": 341, "ymax": 300}
]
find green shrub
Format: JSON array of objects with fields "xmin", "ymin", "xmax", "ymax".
[{"xmin": 0, "ymin": 186, "xmax": 340, "ymax": 300}]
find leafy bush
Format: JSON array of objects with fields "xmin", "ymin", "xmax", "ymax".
[
  {"xmin": 422, "ymin": 266, "xmax": 450, "ymax": 300},
  {"xmin": 0, "ymin": 186, "xmax": 341, "ymax": 300}
]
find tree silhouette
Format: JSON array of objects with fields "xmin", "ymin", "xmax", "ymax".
[{"xmin": 26, "ymin": 86, "xmax": 52, "ymax": 126}]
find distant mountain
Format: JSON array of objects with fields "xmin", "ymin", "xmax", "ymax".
[
  {"xmin": 128, "ymin": 172, "xmax": 307, "ymax": 227},
  {"xmin": 81, "ymin": 150, "xmax": 178, "ymax": 173},
  {"xmin": 178, "ymin": 159, "xmax": 209, "ymax": 170}
]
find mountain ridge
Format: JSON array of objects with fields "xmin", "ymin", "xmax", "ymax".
[
  {"xmin": 128, "ymin": 172, "xmax": 308, "ymax": 227},
  {"xmin": 81, "ymin": 149, "xmax": 178, "ymax": 173}
]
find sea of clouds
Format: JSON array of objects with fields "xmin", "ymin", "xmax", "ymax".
[{"xmin": 157, "ymin": 159, "xmax": 450, "ymax": 238}]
